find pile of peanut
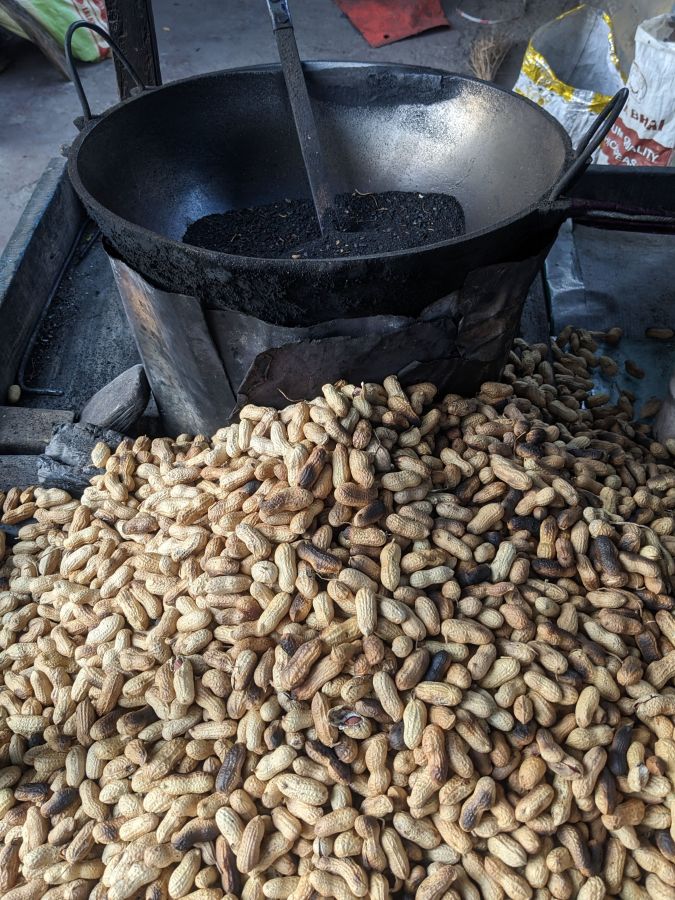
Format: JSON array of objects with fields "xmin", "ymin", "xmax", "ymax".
[{"xmin": 2, "ymin": 327, "xmax": 675, "ymax": 900}]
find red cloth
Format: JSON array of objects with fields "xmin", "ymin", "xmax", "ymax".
[{"xmin": 335, "ymin": 0, "xmax": 450, "ymax": 48}]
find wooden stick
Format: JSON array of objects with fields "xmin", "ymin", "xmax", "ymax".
[{"xmin": 105, "ymin": 0, "xmax": 161, "ymax": 99}]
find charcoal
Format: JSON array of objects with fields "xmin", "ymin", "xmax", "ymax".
[
  {"xmin": 37, "ymin": 422, "xmax": 124, "ymax": 497},
  {"xmin": 44, "ymin": 423, "xmax": 124, "ymax": 470},
  {"xmin": 37, "ymin": 457, "xmax": 101, "ymax": 496}
]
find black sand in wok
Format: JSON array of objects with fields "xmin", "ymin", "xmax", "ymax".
[{"xmin": 183, "ymin": 190, "xmax": 465, "ymax": 259}]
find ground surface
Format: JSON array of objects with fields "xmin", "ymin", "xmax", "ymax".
[{"xmin": 0, "ymin": 0, "xmax": 628, "ymax": 252}]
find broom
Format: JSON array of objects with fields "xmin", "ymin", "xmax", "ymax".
[{"xmin": 469, "ymin": 31, "xmax": 513, "ymax": 82}]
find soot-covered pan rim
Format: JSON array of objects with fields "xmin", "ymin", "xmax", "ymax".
[{"xmin": 68, "ymin": 61, "xmax": 575, "ymax": 267}]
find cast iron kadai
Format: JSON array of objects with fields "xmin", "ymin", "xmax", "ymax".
[{"xmin": 65, "ymin": 22, "xmax": 675, "ymax": 327}]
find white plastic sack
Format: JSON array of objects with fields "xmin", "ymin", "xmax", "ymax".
[
  {"xmin": 598, "ymin": 14, "xmax": 675, "ymax": 166},
  {"xmin": 0, "ymin": 0, "xmax": 109, "ymax": 62},
  {"xmin": 514, "ymin": 5, "xmax": 625, "ymax": 149}
]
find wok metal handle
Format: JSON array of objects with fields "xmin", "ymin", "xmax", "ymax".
[
  {"xmin": 562, "ymin": 198, "xmax": 675, "ymax": 233},
  {"xmin": 548, "ymin": 88, "xmax": 629, "ymax": 200},
  {"xmin": 544, "ymin": 195, "xmax": 675, "ymax": 234},
  {"xmin": 65, "ymin": 21, "xmax": 146, "ymax": 121}
]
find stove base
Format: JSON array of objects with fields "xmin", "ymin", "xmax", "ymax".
[{"xmin": 108, "ymin": 247, "xmax": 550, "ymax": 435}]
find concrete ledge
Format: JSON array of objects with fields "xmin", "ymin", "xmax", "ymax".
[
  {"xmin": 0, "ymin": 455, "xmax": 40, "ymax": 491},
  {"xmin": 0, "ymin": 157, "xmax": 85, "ymax": 399},
  {"xmin": 0, "ymin": 407, "xmax": 74, "ymax": 455}
]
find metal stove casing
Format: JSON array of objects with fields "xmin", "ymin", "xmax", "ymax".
[{"xmin": 108, "ymin": 248, "xmax": 549, "ymax": 435}]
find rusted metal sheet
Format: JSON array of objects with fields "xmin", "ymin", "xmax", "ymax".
[
  {"xmin": 207, "ymin": 301, "xmax": 460, "ymax": 408},
  {"xmin": 109, "ymin": 255, "xmax": 236, "ymax": 436},
  {"xmin": 108, "ymin": 248, "xmax": 542, "ymax": 430}
]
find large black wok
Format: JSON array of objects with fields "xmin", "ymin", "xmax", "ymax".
[{"xmin": 65, "ymin": 26, "xmax": 667, "ymax": 326}]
